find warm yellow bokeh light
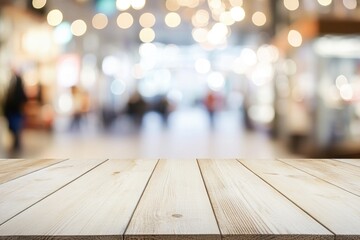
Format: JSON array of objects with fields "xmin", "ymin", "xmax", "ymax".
[
  {"xmin": 166, "ymin": 0, "xmax": 180, "ymax": 11},
  {"xmin": 343, "ymin": 0, "xmax": 357, "ymax": 9},
  {"xmin": 192, "ymin": 9, "xmax": 209, "ymax": 27},
  {"xmin": 230, "ymin": 6, "xmax": 245, "ymax": 22},
  {"xmin": 177, "ymin": 0, "xmax": 199, "ymax": 8},
  {"xmin": 252, "ymin": 11, "xmax": 267, "ymax": 26},
  {"xmin": 92, "ymin": 13, "xmax": 108, "ymax": 30},
  {"xmin": 139, "ymin": 28, "xmax": 155, "ymax": 43},
  {"xmin": 288, "ymin": 30, "xmax": 302, "ymax": 47},
  {"xmin": 71, "ymin": 20, "xmax": 87, "ymax": 36},
  {"xmin": 165, "ymin": 12, "xmax": 181, "ymax": 28},
  {"xmin": 220, "ymin": 11, "xmax": 235, "ymax": 26},
  {"xmin": 47, "ymin": 9, "xmax": 63, "ymax": 27},
  {"xmin": 284, "ymin": 0, "xmax": 299, "ymax": 11},
  {"xmin": 131, "ymin": 0, "xmax": 146, "ymax": 10},
  {"xmin": 32, "ymin": 0, "xmax": 46, "ymax": 9},
  {"xmin": 139, "ymin": 12, "xmax": 156, "ymax": 28},
  {"xmin": 117, "ymin": 12, "xmax": 134, "ymax": 29},
  {"xmin": 192, "ymin": 28, "xmax": 208, "ymax": 43},
  {"xmin": 116, "ymin": 0, "xmax": 131, "ymax": 10},
  {"xmin": 317, "ymin": 0, "xmax": 332, "ymax": 6}
]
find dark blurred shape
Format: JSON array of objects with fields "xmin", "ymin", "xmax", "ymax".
[
  {"xmin": 69, "ymin": 86, "xmax": 90, "ymax": 131},
  {"xmin": 126, "ymin": 92, "xmax": 147, "ymax": 126},
  {"xmin": 2, "ymin": 68, "xmax": 28, "ymax": 152}
]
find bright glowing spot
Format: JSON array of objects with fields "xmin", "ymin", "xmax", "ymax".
[
  {"xmin": 139, "ymin": 12, "xmax": 156, "ymax": 28},
  {"xmin": 336, "ymin": 75, "xmax": 349, "ymax": 89},
  {"xmin": 207, "ymin": 22, "xmax": 228, "ymax": 45},
  {"xmin": 32, "ymin": 0, "xmax": 46, "ymax": 9},
  {"xmin": 102, "ymin": 56, "xmax": 120, "ymax": 76},
  {"xmin": 116, "ymin": 0, "xmax": 131, "ymax": 10},
  {"xmin": 139, "ymin": 28, "xmax": 155, "ymax": 43},
  {"xmin": 71, "ymin": 19, "xmax": 87, "ymax": 36},
  {"xmin": 241, "ymin": 48, "xmax": 257, "ymax": 67},
  {"xmin": 165, "ymin": 12, "xmax": 181, "ymax": 28},
  {"xmin": 131, "ymin": 0, "xmax": 146, "ymax": 10},
  {"xmin": 207, "ymin": 72, "xmax": 225, "ymax": 91},
  {"xmin": 192, "ymin": 28, "xmax": 208, "ymax": 43},
  {"xmin": 166, "ymin": 0, "xmax": 180, "ymax": 11},
  {"xmin": 54, "ymin": 22, "xmax": 72, "ymax": 45},
  {"xmin": 117, "ymin": 12, "xmax": 134, "ymax": 29},
  {"xmin": 195, "ymin": 58, "xmax": 211, "ymax": 74},
  {"xmin": 252, "ymin": 11, "xmax": 266, "ymax": 26},
  {"xmin": 288, "ymin": 29, "xmax": 302, "ymax": 47},
  {"xmin": 111, "ymin": 80, "xmax": 126, "ymax": 95},
  {"xmin": 249, "ymin": 105, "xmax": 275, "ymax": 124},
  {"xmin": 58, "ymin": 93, "xmax": 73, "ymax": 113},
  {"xmin": 192, "ymin": 9, "xmax": 209, "ymax": 27},
  {"xmin": 47, "ymin": 9, "xmax": 63, "ymax": 26},
  {"xmin": 283, "ymin": 0, "xmax": 299, "ymax": 11},
  {"xmin": 230, "ymin": 6, "xmax": 245, "ymax": 22},
  {"xmin": 80, "ymin": 66, "xmax": 97, "ymax": 88},
  {"xmin": 257, "ymin": 44, "xmax": 280, "ymax": 63},
  {"xmin": 92, "ymin": 13, "xmax": 108, "ymax": 30},
  {"xmin": 317, "ymin": 0, "xmax": 332, "ymax": 6},
  {"xmin": 57, "ymin": 55, "xmax": 80, "ymax": 88},
  {"xmin": 343, "ymin": 0, "xmax": 357, "ymax": 9},
  {"xmin": 139, "ymin": 43, "xmax": 157, "ymax": 57},
  {"xmin": 340, "ymin": 84, "xmax": 353, "ymax": 100},
  {"xmin": 220, "ymin": 11, "xmax": 235, "ymax": 26}
]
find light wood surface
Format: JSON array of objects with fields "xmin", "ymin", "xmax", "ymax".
[
  {"xmin": 280, "ymin": 159, "xmax": 360, "ymax": 196},
  {"xmin": 0, "ymin": 158, "xmax": 66, "ymax": 184},
  {"xmin": 0, "ymin": 158, "xmax": 106, "ymax": 225},
  {"xmin": 1, "ymin": 158, "xmax": 360, "ymax": 239},
  {"xmin": 0, "ymin": 159, "xmax": 157, "ymax": 238},
  {"xmin": 240, "ymin": 159, "xmax": 360, "ymax": 238},
  {"xmin": 125, "ymin": 159, "xmax": 220, "ymax": 240},
  {"xmin": 198, "ymin": 159, "xmax": 332, "ymax": 240},
  {"xmin": 332, "ymin": 159, "xmax": 360, "ymax": 168}
]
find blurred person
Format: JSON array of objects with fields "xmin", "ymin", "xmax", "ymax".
[
  {"xmin": 204, "ymin": 91, "xmax": 223, "ymax": 127},
  {"xmin": 126, "ymin": 92, "xmax": 147, "ymax": 126},
  {"xmin": 2, "ymin": 67, "xmax": 28, "ymax": 151},
  {"xmin": 69, "ymin": 86, "xmax": 90, "ymax": 131}
]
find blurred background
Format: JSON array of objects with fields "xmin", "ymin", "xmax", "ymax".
[{"xmin": 1, "ymin": 0, "xmax": 360, "ymax": 159}]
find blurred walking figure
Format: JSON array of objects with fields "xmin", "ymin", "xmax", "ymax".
[
  {"xmin": 69, "ymin": 86, "xmax": 90, "ymax": 131},
  {"xmin": 2, "ymin": 68, "xmax": 28, "ymax": 151}
]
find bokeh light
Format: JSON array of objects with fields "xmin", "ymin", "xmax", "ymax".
[
  {"xmin": 92, "ymin": 13, "xmax": 108, "ymax": 30},
  {"xmin": 47, "ymin": 9, "xmax": 63, "ymax": 27},
  {"xmin": 288, "ymin": 29, "xmax": 303, "ymax": 47},
  {"xmin": 71, "ymin": 19, "xmax": 87, "ymax": 36},
  {"xmin": 139, "ymin": 28, "xmax": 155, "ymax": 43},
  {"xmin": 139, "ymin": 12, "xmax": 156, "ymax": 28},
  {"xmin": 165, "ymin": 12, "xmax": 181, "ymax": 28},
  {"xmin": 252, "ymin": 11, "xmax": 267, "ymax": 26},
  {"xmin": 117, "ymin": 12, "xmax": 134, "ymax": 29}
]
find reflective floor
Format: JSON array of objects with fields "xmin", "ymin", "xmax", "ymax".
[{"xmin": 1, "ymin": 108, "xmax": 300, "ymax": 159}]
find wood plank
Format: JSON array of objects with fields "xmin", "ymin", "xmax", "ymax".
[
  {"xmin": 0, "ymin": 159, "xmax": 66, "ymax": 184},
  {"xmin": 198, "ymin": 159, "xmax": 333, "ymax": 240},
  {"xmin": 0, "ymin": 159, "xmax": 157, "ymax": 239},
  {"xmin": 125, "ymin": 159, "xmax": 220, "ymax": 240},
  {"xmin": 0, "ymin": 158, "xmax": 106, "ymax": 226},
  {"xmin": 332, "ymin": 159, "xmax": 360, "ymax": 168},
  {"xmin": 240, "ymin": 159, "xmax": 360, "ymax": 239},
  {"xmin": 280, "ymin": 159, "xmax": 360, "ymax": 197}
]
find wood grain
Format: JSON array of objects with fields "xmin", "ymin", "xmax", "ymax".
[
  {"xmin": 0, "ymin": 159, "xmax": 66, "ymax": 184},
  {"xmin": 0, "ymin": 159, "xmax": 157, "ymax": 239},
  {"xmin": 332, "ymin": 159, "xmax": 360, "ymax": 168},
  {"xmin": 240, "ymin": 159, "xmax": 360, "ymax": 238},
  {"xmin": 198, "ymin": 159, "xmax": 332, "ymax": 240},
  {"xmin": 0, "ymin": 158, "xmax": 106, "ymax": 226},
  {"xmin": 125, "ymin": 159, "xmax": 220, "ymax": 240},
  {"xmin": 280, "ymin": 159, "xmax": 360, "ymax": 196}
]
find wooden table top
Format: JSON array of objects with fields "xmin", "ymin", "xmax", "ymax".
[{"xmin": 0, "ymin": 158, "xmax": 359, "ymax": 239}]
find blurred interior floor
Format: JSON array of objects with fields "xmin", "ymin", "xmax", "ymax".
[{"xmin": 1, "ymin": 108, "xmax": 301, "ymax": 159}]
